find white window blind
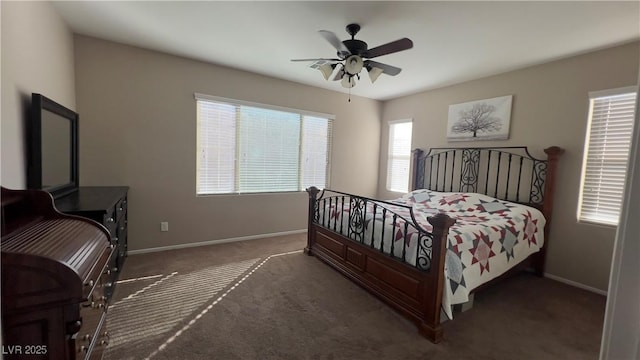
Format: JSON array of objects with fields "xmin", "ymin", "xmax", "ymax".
[
  {"xmin": 302, "ymin": 116, "xmax": 332, "ymax": 189},
  {"xmin": 196, "ymin": 94, "xmax": 333, "ymax": 195},
  {"xmin": 387, "ymin": 120, "xmax": 413, "ymax": 192},
  {"xmin": 578, "ymin": 88, "xmax": 637, "ymax": 226}
]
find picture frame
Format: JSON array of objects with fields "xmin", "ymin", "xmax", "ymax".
[{"xmin": 447, "ymin": 95, "xmax": 513, "ymax": 141}]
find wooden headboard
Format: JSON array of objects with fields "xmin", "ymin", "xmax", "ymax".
[{"xmin": 411, "ymin": 146, "xmax": 563, "ymax": 222}]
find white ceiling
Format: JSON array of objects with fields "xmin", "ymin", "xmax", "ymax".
[{"xmin": 53, "ymin": 1, "xmax": 640, "ymax": 101}]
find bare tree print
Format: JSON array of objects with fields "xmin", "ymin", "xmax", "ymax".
[{"xmin": 451, "ymin": 103, "xmax": 502, "ymax": 137}]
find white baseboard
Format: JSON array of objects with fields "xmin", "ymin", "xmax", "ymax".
[
  {"xmin": 128, "ymin": 229, "xmax": 307, "ymax": 255},
  {"xmin": 544, "ymin": 273, "xmax": 608, "ymax": 296}
]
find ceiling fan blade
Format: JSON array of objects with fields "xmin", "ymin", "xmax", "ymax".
[
  {"xmin": 332, "ymin": 66, "xmax": 345, "ymax": 81},
  {"xmin": 363, "ymin": 38, "xmax": 413, "ymax": 59},
  {"xmin": 319, "ymin": 30, "xmax": 351, "ymax": 57},
  {"xmin": 290, "ymin": 58, "xmax": 341, "ymax": 62},
  {"xmin": 365, "ymin": 60, "xmax": 402, "ymax": 76}
]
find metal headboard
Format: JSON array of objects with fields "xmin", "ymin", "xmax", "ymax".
[{"xmin": 412, "ymin": 146, "xmax": 562, "ymax": 209}]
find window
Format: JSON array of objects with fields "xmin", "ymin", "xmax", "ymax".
[
  {"xmin": 196, "ymin": 94, "xmax": 333, "ymax": 195},
  {"xmin": 578, "ymin": 87, "xmax": 637, "ymax": 226},
  {"xmin": 387, "ymin": 120, "xmax": 413, "ymax": 192}
]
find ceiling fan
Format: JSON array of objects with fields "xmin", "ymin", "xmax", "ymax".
[{"xmin": 291, "ymin": 23, "xmax": 413, "ymax": 89}]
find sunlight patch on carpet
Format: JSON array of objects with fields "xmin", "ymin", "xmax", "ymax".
[
  {"xmin": 116, "ymin": 274, "xmax": 165, "ymax": 284},
  {"xmin": 110, "ymin": 272, "xmax": 178, "ymax": 309},
  {"xmin": 144, "ymin": 250, "xmax": 302, "ymax": 359},
  {"xmin": 104, "ymin": 258, "xmax": 261, "ymax": 358}
]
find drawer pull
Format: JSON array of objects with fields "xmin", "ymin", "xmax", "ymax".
[
  {"xmin": 85, "ymin": 280, "xmax": 94, "ymax": 287},
  {"xmin": 82, "ymin": 334, "xmax": 91, "ymax": 341},
  {"xmin": 83, "ymin": 301, "xmax": 95, "ymax": 308},
  {"xmin": 104, "ymin": 269, "xmax": 111, "ymax": 275},
  {"xmin": 107, "ymin": 217, "xmax": 114, "ymax": 223},
  {"xmin": 118, "ymin": 207, "xmax": 123, "ymax": 211},
  {"xmin": 68, "ymin": 320, "xmax": 82, "ymax": 333},
  {"xmin": 79, "ymin": 346, "xmax": 88, "ymax": 353}
]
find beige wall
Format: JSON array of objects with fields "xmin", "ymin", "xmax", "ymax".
[
  {"xmin": 379, "ymin": 42, "xmax": 640, "ymax": 292},
  {"xmin": 73, "ymin": 36, "xmax": 381, "ymax": 252},
  {"xmin": 1, "ymin": 1, "xmax": 76, "ymax": 189}
]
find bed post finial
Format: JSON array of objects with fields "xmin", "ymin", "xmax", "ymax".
[
  {"xmin": 544, "ymin": 146, "xmax": 564, "ymax": 158},
  {"xmin": 411, "ymin": 148, "xmax": 425, "ymax": 191},
  {"xmin": 542, "ymin": 146, "xmax": 564, "ymax": 222},
  {"xmin": 305, "ymin": 187, "xmax": 320, "ymax": 256}
]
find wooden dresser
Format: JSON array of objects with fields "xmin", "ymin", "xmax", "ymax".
[
  {"xmin": 1, "ymin": 187, "xmax": 113, "ymax": 360},
  {"xmin": 54, "ymin": 187, "xmax": 129, "ymax": 299}
]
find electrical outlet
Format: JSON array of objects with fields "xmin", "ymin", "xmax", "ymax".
[{"xmin": 160, "ymin": 222, "xmax": 169, "ymax": 232}]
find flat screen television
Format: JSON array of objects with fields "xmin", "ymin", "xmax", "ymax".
[{"xmin": 27, "ymin": 93, "xmax": 79, "ymax": 199}]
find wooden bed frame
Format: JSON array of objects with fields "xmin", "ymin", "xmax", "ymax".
[{"xmin": 305, "ymin": 146, "xmax": 563, "ymax": 343}]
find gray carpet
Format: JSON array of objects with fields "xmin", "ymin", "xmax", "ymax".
[{"xmin": 104, "ymin": 234, "xmax": 605, "ymax": 359}]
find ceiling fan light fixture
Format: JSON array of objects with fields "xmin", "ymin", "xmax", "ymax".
[
  {"xmin": 367, "ymin": 66, "xmax": 384, "ymax": 83},
  {"xmin": 344, "ymin": 55, "xmax": 364, "ymax": 75},
  {"xmin": 341, "ymin": 75, "xmax": 356, "ymax": 88},
  {"xmin": 318, "ymin": 63, "xmax": 336, "ymax": 81}
]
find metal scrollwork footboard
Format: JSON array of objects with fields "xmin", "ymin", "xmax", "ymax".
[
  {"xmin": 310, "ymin": 189, "xmax": 440, "ymax": 270},
  {"xmin": 305, "ymin": 186, "xmax": 455, "ymax": 343}
]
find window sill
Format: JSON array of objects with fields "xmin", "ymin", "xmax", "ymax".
[
  {"xmin": 196, "ymin": 191, "xmax": 306, "ymax": 197},
  {"xmin": 577, "ymin": 219, "xmax": 618, "ymax": 229}
]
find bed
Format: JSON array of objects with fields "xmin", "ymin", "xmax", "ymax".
[{"xmin": 304, "ymin": 146, "xmax": 563, "ymax": 343}]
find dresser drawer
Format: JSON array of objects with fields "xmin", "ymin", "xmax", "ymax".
[
  {"xmin": 82, "ymin": 246, "xmax": 113, "ymax": 299},
  {"xmin": 116, "ymin": 223, "xmax": 126, "ymax": 251},
  {"xmin": 88, "ymin": 320, "xmax": 109, "ymax": 360},
  {"xmin": 103, "ymin": 206, "xmax": 117, "ymax": 232},
  {"xmin": 76, "ymin": 310, "xmax": 108, "ymax": 360},
  {"xmin": 81, "ymin": 262, "xmax": 110, "ymax": 321},
  {"xmin": 115, "ymin": 196, "xmax": 127, "ymax": 222},
  {"xmin": 77, "ymin": 261, "xmax": 111, "ymax": 359},
  {"xmin": 76, "ymin": 307, "xmax": 106, "ymax": 355}
]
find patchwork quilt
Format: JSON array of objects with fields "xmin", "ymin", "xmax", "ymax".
[{"xmin": 317, "ymin": 189, "xmax": 546, "ymax": 319}]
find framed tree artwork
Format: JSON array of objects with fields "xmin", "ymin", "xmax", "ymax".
[{"xmin": 447, "ymin": 95, "xmax": 513, "ymax": 141}]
